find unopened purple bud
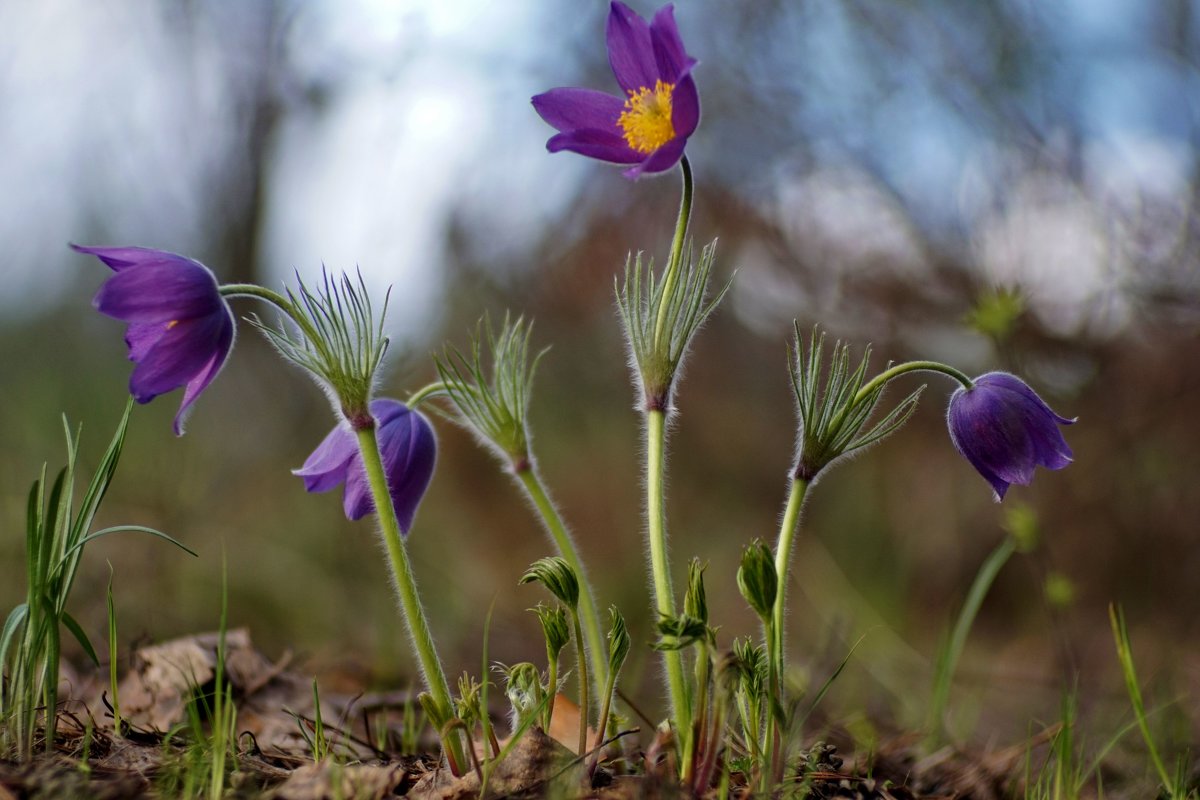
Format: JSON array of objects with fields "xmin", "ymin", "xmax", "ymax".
[
  {"xmin": 294, "ymin": 398, "xmax": 436, "ymax": 530},
  {"xmin": 947, "ymin": 372, "xmax": 1075, "ymax": 501}
]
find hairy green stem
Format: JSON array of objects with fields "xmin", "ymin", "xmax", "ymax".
[
  {"xmin": 571, "ymin": 613, "xmax": 589, "ymax": 756},
  {"xmin": 219, "ymin": 283, "xmax": 332, "ymax": 362},
  {"xmin": 543, "ymin": 649, "xmax": 559, "ymax": 731},
  {"xmin": 405, "ymin": 381, "xmax": 450, "ymax": 409},
  {"xmin": 651, "ymin": 156, "xmax": 694, "ymax": 349},
  {"xmin": 514, "ymin": 467, "xmax": 608, "ymax": 709},
  {"xmin": 771, "ymin": 478, "xmax": 809, "ymax": 678},
  {"xmin": 763, "ymin": 613, "xmax": 780, "ymax": 792},
  {"xmin": 589, "ymin": 671, "xmax": 618, "ymax": 776},
  {"xmin": 853, "ymin": 360, "xmax": 974, "ymax": 405},
  {"xmin": 354, "ymin": 426, "xmax": 465, "ymax": 771},
  {"xmin": 645, "ymin": 409, "xmax": 691, "ymax": 736}
]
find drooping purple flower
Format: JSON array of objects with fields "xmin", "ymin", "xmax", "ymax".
[
  {"xmin": 73, "ymin": 245, "xmax": 236, "ymax": 435},
  {"xmin": 532, "ymin": 1, "xmax": 699, "ymax": 179},
  {"xmin": 947, "ymin": 372, "xmax": 1076, "ymax": 501},
  {"xmin": 294, "ymin": 399, "xmax": 437, "ymax": 531}
]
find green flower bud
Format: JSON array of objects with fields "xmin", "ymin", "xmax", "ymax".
[
  {"xmin": 684, "ymin": 558, "xmax": 709, "ymax": 626},
  {"xmin": 737, "ymin": 540, "xmax": 778, "ymax": 621},
  {"xmin": 532, "ymin": 603, "xmax": 571, "ymax": 661},
  {"xmin": 732, "ymin": 638, "xmax": 767, "ymax": 699},
  {"xmin": 500, "ymin": 662, "xmax": 544, "ymax": 728},
  {"xmin": 455, "ymin": 672, "xmax": 484, "ymax": 727},
  {"xmin": 1004, "ymin": 502, "xmax": 1040, "ymax": 553},
  {"xmin": 607, "ymin": 607, "xmax": 631, "ymax": 676},
  {"xmin": 1044, "ymin": 572, "xmax": 1076, "ymax": 608},
  {"xmin": 520, "ymin": 556, "xmax": 580, "ymax": 610}
]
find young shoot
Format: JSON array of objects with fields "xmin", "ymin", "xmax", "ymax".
[
  {"xmin": 431, "ymin": 315, "xmax": 608, "ymax": 707},
  {"xmin": 590, "ymin": 607, "xmax": 631, "ymax": 776},
  {"xmin": 0, "ymin": 402, "xmax": 193, "ymax": 760},
  {"xmin": 531, "ymin": 603, "xmax": 571, "ymax": 730},
  {"xmin": 521, "ymin": 557, "xmax": 589, "ymax": 755}
]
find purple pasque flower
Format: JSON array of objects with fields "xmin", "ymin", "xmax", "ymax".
[
  {"xmin": 294, "ymin": 399, "xmax": 437, "ymax": 531},
  {"xmin": 73, "ymin": 245, "xmax": 235, "ymax": 435},
  {"xmin": 947, "ymin": 372, "xmax": 1076, "ymax": 501},
  {"xmin": 532, "ymin": 1, "xmax": 699, "ymax": 179}
]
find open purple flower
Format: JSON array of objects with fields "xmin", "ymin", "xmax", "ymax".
[
  {"xmin": 532, "ymin": 1, "xmax": 699, "ymax": 179},
  {"xmin": 74, "ymin": 245, "xmax": 235, "ymax": 435},
  {"xmin": 294, "ymin": 399, "xmax": 437, "ymax": 531},
  {"xmin": 947, "ymin": 372, "xmax": 1076, "ymax": 501}
]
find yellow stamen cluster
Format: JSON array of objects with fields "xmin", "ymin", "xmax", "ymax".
[{"xmin": 618, "ymin": 80, "xmax": 676, "ymax": 154}]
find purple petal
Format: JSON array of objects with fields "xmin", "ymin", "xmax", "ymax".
[
  {"xmin": 127, "ymin": 313, "xmax": 229, "ymax": 403},
  {"xmin": 547, "ymin": 129, "xmax": 642, "ymax": 164},
  {"xmin": 72, "ymin": 244, "xmax": 199, "ymax": 273},
  {"xmin": 606, "ymin": 1, "xmax": 657, "ymax": 93},
  {"xmin": 670, "ymin": 73, "xmax": 700, "ymax": 138},
  {"xmin": 622, "ymin": 136, "xmax": 686, "ymax": 179},
  {"xmin": 369, "ymin": 398, "xmax": 410, "ymax": 426},
  {"xmin": 532, "ymin": 88, "xmax": 625, "ymax": 133},
  {"xmin": 649, "ymin": 5, "xmax": 695, "ymax": 83},
  {"xmin": 378, "ymin": 409, "xmax": 437, "ymax": 535},
  {"xmin": 979, "ymin": 373, "xmax": 1077, "ymax": 425},
  {"xmin": 172, "ymin": 309, "xmax": 235, "ymax": 435},
  {"xmin": 125, "ymin": 322, "xmax": 170, "ymax": 362},
  {"xmin": 342, "ymin": 459, "xmax": 374, "ymax": 521},
  {"xmin": 294, "ymin": 424, "xmax": 359, "ymax": 492},
  {"xmin": 94, "ymin": 260, "xmax": 222, "ymax": 323}
]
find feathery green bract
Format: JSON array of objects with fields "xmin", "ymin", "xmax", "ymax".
[
  {"xmin": 1, "ymin": 401, "xmax": 193, "ymax": 760},
  {"xmin": 520, "ymin": 557, "xmax": 580, "ymax": 611},
  {"xmin": 652, "ymin": 613, "xmax": 709, "ymax": 652},
  {"xmin": 615, "ymin": 239, "xmax": 728, "ymax": 411},
  {"xmin": 250, "ymin": 269, "xmax": 390, "ymax": 420},
  {"xmin": 434, "ymin": 313, "xmax": 545, "ymax": 467},
  {"xmin": 790, "ymin": 325, "xmax": 924, "ymax": 481}
]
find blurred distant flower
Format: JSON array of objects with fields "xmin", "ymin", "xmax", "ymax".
[
  {"xmin": 294, "ymin": 398, "xmax": 436, "ymax": 529},
  {"xmin": 532, "ymin": 1, "xmax": 699, "ymax": 179},
  {"xmin": 74, "ymin": 245, "xmax": 235, "ymax": 435},
  {"xmin": 948, "ymin": 372, "xmax": 1075, "ymax": 500}
]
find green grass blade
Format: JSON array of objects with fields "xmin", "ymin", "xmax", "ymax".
[
  {"xmin": 479, "ymin": 597, "xmax": 497, "ymax": 761},
  {"xmin": 61, "ymin": 612, "xmax": 99, "ymax": 667},
  {"xmin": 796, "ymin": 633, "xmax": 866, "ymax": 729},
  {"xmin": 0, "ymin": 604, "xmax": 30, "ymax": 699},
  {"xmin": 58, "ymin": 401, "xmax": 133, "ymax": 606},
  {"xmin": 62, "ymin": 525, "xmax": 198, "ymax": 562},
  {"xmin": 929, "ymin": 535, "xmax": 1017, "ymax": 741},
  {"xmin": 1109, "ymin": 604, "xmax": 1177, "ymax": 797}
]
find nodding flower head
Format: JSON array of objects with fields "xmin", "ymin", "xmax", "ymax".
[
  {"xmin": 294, "ymin": 398, "xmax": 437, "ymax": 529},
  {"xmin": 532, "ymin": 2, "xmax": 699, "ymax": 179},
  {"xmin": 947, "ymin": 372, "xmax": 1075, "ymax": 501},
  {"xmin": 74, "ymin": 245, "xmax": 235, "ymax": 435}
]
